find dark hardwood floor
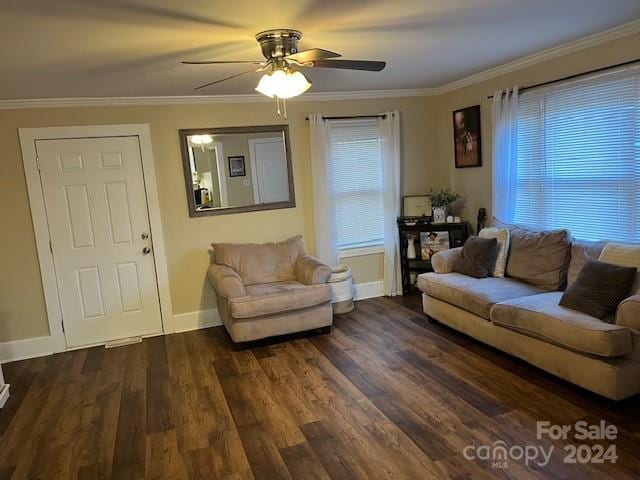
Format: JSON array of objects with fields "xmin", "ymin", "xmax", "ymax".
[{"xmin": 1, "ymin": 296, "xmax": 639, "ymax": 479}]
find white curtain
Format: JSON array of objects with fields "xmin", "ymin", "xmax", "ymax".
[
  {"xmin": 379, "ymin": 111, "xmax": 402, "ymax": 296},
  {"xmin": 491, "ymin": 87, "xmax": 519, "ymax": 223},
  {"xmin": 309, "ymin": 113, "xmax": 340, "ymax": 267}
]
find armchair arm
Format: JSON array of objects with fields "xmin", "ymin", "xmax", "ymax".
[
  {"xmin": 616, "ymin": 294, "xmax": 640, "ymax": 332},
  {"xmin": 207, "ymin": 263, "xmax": 246, "ymax": 299},
  {"xmin": 431, "ymin": 247, "xmax": 463, "ymax": 274},
  {"xmin": 295, "ymin": 254, "xmax": 332, "ymax": 285}
]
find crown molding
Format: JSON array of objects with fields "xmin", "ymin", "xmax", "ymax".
[
  {"xmin": 431, "ymin": 18, "xmax": 640, "ymax": 95},
  {"xmin": 0, "ymin": 88, "xmax": 436, "ymax": 110},
  {"xmin": 0, "ymin": 19, "xmax": 638, "ymax": 109}
]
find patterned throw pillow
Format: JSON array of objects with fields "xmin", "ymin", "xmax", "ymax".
[
  {"xmin": 559, "ymin": 260, "xmax": 637, "ymax": 320},
  {"xmin": 478, "ymin": 227, "xmax": 510, "ymax": 277},
  {"xmin": 453, "ymin": 236, "xmax": 499, "ymax": 279}
]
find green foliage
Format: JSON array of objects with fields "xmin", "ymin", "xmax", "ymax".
[{"xmin": 427, "ymin": 189, "xmax": 461, "ymax": 208}]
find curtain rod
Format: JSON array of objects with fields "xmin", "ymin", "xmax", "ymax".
[
  {"xmin": 304, "ymin": 114, "xmax": 387, "ymax": 121},
  {"xmin": 486, "ymin": 58, "xmax": 640, "ymax": 99}
]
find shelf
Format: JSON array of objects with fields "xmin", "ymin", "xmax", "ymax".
[{"xmin": 408, "ymin": 259, "xmax": 432, "ymax": 268}]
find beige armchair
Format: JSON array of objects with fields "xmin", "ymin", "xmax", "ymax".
[{"xmin": 208, "ymin": 235, "xmax": 333, "ymax": 342}]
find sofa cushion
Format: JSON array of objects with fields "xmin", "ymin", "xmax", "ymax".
[
  {"xmin": 567, "ymin": 239, "xmax": 606, "ymax": 286},
  {"xmin": 599, "ymin": 242, "xmax": 640, "ymax": 294},
  {"xmin": 506, "ymin": 226, "xmax": 571, "ymax": 291},
  {"xmin": 491, "ymin": 292, "xmax": 632, "ymax": 357},
  {"xmin": 452, "ymin": 235, "xmax": 498, "ymax": 278},
  {"xmin": 213, "ymin": 236, "xmax": 304, "ymax": 286},
  {"xmin": 418, "ymin": 272, "xmax": 544, "ymax": 319},
  {"xmin": 228, "ymin": 281, "xmax": 331, "ymax": 319}
]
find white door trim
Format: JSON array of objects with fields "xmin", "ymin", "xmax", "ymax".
[
  {"xmin": 18, "ymin": 124, "xmax": 175, "ymax": 354},
  {"xmin": 212, "ymin": 142, "xmax": 229, "ymax": 207}
]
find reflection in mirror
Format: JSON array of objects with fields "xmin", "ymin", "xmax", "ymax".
[{"xmin": 180, "ymin": 125, "xmax": 295, "ymax": 217}]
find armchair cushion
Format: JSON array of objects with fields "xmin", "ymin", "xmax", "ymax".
[
  {"xmin": 212, "ymin": 235, "xmax": 304, "ymax": 286},
  {"xmin": 229, "ymin": 281, "xmax": 332, "ymax": 319},
  {"xmin": 208, "ymin": 264, "xmax": 246, "ymax": 299},
  {"xmin": 295, "ymin": 254, "xmax": 331, "ymax": 285}
]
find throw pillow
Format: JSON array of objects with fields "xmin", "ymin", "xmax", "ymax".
[
  {"xmin": 567, "ymin": 239, "xmax": 606, "ymax": 286},
  {"xmin": 599, "ymin": 242, "xmax": 640, "ymax": 294},
  {"xmin": 478, "ymin": 227, "xmax": 510, "ymax": 277},
  {"xmin": 559, "ymin": 259, "xmax": 637, "ymax": 320},
  {"xmin": 453, "ymin": 236, "xmax": 499, "ymax": 279}
]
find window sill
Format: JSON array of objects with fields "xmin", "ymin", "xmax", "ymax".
[{"xmin": 339, "ymin": 244, "xmax": 385, "ymax": 258}]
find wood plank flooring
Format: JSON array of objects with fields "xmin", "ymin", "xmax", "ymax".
[{"xmin": 1, "ymin": 296, "xmax": 639, "ymax": 479}]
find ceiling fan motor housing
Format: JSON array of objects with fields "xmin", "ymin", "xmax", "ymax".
[{"xmin": 255, "ymin": 29, "xmax": 302, "ymax": 62}]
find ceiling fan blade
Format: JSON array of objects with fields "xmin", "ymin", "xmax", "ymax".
[
  {"xmin": 194, "ymin": 68, "xmax": 259, "ymax": 90},
  {"xmin": 183, "ymin": 60, "xmax": 264, "ymax": 65},
  {"xmin": 285, "ymin": 48, "xmax": 341, "ymax": 63},
  {"xmin": 309, "ymin": 59, "xmax": 386, "ymax": 71}
]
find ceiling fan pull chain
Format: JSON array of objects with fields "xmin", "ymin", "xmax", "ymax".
[
  {"xmin": 276, "ymin": 96, "xmax": 281, "ymax": 116},
  {"xmin": 283, "ymin": 97, "xmax": 288, "ymax": 119}
]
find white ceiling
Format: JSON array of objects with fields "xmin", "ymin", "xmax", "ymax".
[{"xmin": 1, "ymin": 0, "xmax": 639, "ymax": 99}]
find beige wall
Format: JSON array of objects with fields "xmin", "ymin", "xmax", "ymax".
[
  {"xmin": 434, "ymin": 33, "xmax": 640, "ymax": 229},
  {"xmin": 5, "ymin": 33, "xmax": 636, "ymax": 344},
  {"xmin": 0, "ymin": 95, "xmax": 439, "ymax": 342}
]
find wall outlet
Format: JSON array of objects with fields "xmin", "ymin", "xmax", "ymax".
[{"xmin": 243, "ymin": 179, "xmax": 250, "ymax": 187}]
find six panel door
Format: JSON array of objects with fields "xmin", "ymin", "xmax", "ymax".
[{"xmin": 36, "ymin": 136, "xmax": 162, "ymax": 347}]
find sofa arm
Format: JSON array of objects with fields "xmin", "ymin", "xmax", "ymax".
[
  {"xmin": 616, "ymin": 294, "xmax": 640, "ymax": 331},
  {"xmin": 431, "ymin": 247, "xmax": 463, "ymax": 274},
  {"xmin": 295, "ymin": 255, "xmax": 332, "ymax": 285},
  {"xmin": 207, "ymin": 263, "xmax": 246, "ymax": 299}
]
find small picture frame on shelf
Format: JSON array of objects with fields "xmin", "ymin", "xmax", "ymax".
[
  {"xmin": 402, "ymin": 195, "xmax": 431, "ymax": 217},
  {"xmin": 420, "ymin": 231, "xmax": 450, "ymax": 260}
]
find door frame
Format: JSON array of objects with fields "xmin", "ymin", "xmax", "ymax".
[{"xmin": 19, "ymin": 124, "xmax": 174, "ymax": 353}]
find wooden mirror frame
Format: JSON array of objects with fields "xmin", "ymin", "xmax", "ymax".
[{"xmin": 179, "ymin": 125, "xmax": 296, "ymax": 217}]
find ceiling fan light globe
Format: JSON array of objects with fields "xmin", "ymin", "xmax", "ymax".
[
  {"xmin": 281, "ymin": 70, "xmax": 311, "ymax": 99},
  {"xmin": 255, "ymin": 74, "xmax": 275, "ymax": 98}
]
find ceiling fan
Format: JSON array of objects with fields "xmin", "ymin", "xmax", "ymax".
[{"xmin": 183, "ymin": 29, "xmax": 386, "ymax": 107}]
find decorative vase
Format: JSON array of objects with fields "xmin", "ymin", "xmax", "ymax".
[
  {"xmin": 432, "ymin": 206, "xmax": 447, "ymax": 223},
  {"xmin": 407, "ymin": 235, "xmax": 417, "ymax": 259}
]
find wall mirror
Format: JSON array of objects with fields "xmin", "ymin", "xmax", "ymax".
[{"xmin": 179, "ymin": 125, "xmax": 295, "ymax": 217}]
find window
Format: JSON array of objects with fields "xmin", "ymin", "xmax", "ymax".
[
  {"xmin": 514, "ymin": 69, "xmax": 640, "ymax": 242},
  {"xmin": 329, "ymin": 120, "xmax": 384, "ymax": 250}
]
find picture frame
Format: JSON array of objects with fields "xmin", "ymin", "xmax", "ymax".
[
  {"xmin": 420, "ymin": 231, "xmax": 450, "ymax": 260},
  {"xmin": 228, "ymin": 155, "xmax": 246, "ymax": 177},
  {"xmin": 402, "ymin": 195, "xmax": 431, "ymax": 217},
  {"xmin": 453, "ymin": 105, "xmax": 482, "ymax": 168}
]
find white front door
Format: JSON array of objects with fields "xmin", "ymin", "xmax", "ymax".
[
  {"xmin": 36, "ymin": 136, "xmax": 162, "ymax": 347},
  {"xmin": 249, "ymin": 137, "xmax": 290, "ymax": 203}
]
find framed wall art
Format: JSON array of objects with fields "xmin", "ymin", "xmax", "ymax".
[
  {"xmin": 453, "ymin": 105, "xmax": 482, "ymax": 168},
  {"xmin": 228, "ymin": 155, "xmax": 246, "ymax": 177}
]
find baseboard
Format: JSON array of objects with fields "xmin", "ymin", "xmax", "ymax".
[
  {"xmin": 0, "ymin": 384, "xmax": 10, "ymax": 408},
  {"xmin": 0, "ymin": 335, "xmax": 57, "ymax": 363},
  {"xmin": 172, "ymin": 309, "xmax": 222, "ymax": 333},
  {"xmin": 353, "ymin": 280, "xmax": 385, "ymax": 301}
]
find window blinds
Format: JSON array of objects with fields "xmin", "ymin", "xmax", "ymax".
[
  {"xmin": 515, "ymin": 68, "xmax": 640, "ymax": 242},
  {"xmin": 329, "ymin": 120, "xmax": 384, "ymax": 249}
]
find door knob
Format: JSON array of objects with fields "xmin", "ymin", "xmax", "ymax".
[{"xmin": 142, "ymin": 247, "xmax": 151, "ymax": 255}]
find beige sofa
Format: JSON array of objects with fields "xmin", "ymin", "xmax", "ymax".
[
  {"xmin": 208, "ymin": 236, "xmax": 333, "ymax": 342},
  {"xmin": 419, "ymin": 235, "xmax": 640, "ymax": 401}
]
